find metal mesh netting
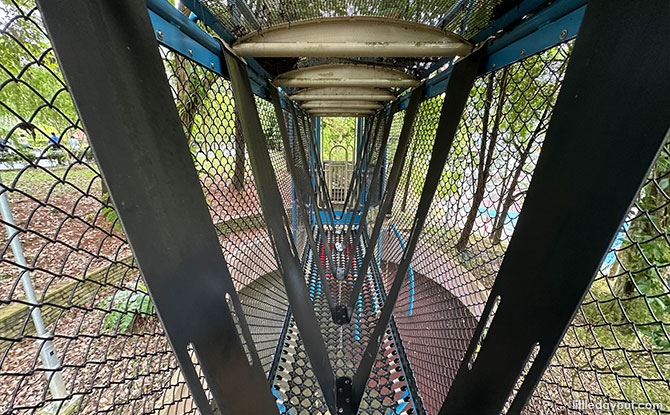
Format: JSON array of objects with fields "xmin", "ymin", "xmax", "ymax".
[
  {"xmin": 374, "ymin": 43, "xmax": 575, "ymax": 414},
  {"xmin": 2, "ymin": 1, "xmax": 670, "ymax": 415},
  {"xmin": 525, "ymin": 143, "xmax": 670, "ymax": 414},
  {"xmin": 0, "ymin": 1, "xmax": 291, "ymax": 413},
  {"xmin": 195, "ymin": 0, "xmax": 506, "ymax": 77},
  {"xmin": 198, "ymin": 0, "xmax": 504, "ymax": 39},
  {"xmin": 162, "ymin": 49, "xmax": 292, "ymax": 373},
  {"xmin": 270, "ymin": 108, "xmax": 421, "ymax": 415}
]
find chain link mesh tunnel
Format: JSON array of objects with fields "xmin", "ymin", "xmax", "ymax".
[{"xmin": 1, "ymin": 1, "xmax": 669, "ymax": 415}]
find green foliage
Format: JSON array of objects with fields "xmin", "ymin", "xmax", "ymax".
[
  {"xmin": 100, "ymin": 204, "xmax": 124, "ymax": 232},
  {"xmin": 614, "ymin": 148, "xmax": 670, "ymax": 350},
  {"xmin": 100, "ymin": 282, "xmax": 155, "ymax": 334},
  {"xmin": 321, "ymin": 117, "xmax": 356, "ymax": 161},
  {"xmin": 0, "ymin": 0, "xmax": 78, "ymax": 137},
  {"xmin": 0, "ymin": 135, "xmax": 36, "ymax": 163}
]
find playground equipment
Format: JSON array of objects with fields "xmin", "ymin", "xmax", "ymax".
[{"xmin": 0, "ymin": 0, "xmax": 668, "ymax": 414}]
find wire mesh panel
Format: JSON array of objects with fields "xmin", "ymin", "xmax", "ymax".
[
  {"xmin": 196, "ymin": 0, "xmax": 504, "ymax": 42},
  {"xmin": 0, "ymin": 1, "xmax": 186, "ymax": 413},
  {"xmin": 3, "ymin": 1, "xmax": 668, "ymax": 415},
  {"xmin": 525, "ymin": 141, "xmax": 670, "ymax": 414},
  {"xmin": 161, "ymin": 49, "xmax": 291, "ymax": 375},
  {"xmin": 194, "ymin": 0, "xmax": 509, "ymax": 78},
  {"xmin": 0, "ymin": 2, "xmax": 293, "ymax": 414},
  {"xmin": 376, "ymin": 43, "xmax": 574, "ymax": 414}
]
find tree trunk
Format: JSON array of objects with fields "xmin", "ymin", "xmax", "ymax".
[
  {"xmin": 232, "ymin": 107, "xmax": 246, "ymax": 190},
  {"xmin": 456, "ymin": 68, "xmax": 509, "ymax": 251},
  {"xmin": 490, "ymin": 103, "xmax": 550, "ymax": 244}
]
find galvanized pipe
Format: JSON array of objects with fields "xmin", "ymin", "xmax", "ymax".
[{"xmin": 0, "ymin": 178, "xmax": 67, "ymax": 399}]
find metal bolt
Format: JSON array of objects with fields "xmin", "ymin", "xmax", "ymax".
[
  {"xmin": 520, "ymin": 48, "xmax": 526, "ymax": 58},
  {"xmin": 345, "ymin": 397, "xmax": 351, "ymax": 403},
  {"xmin": 156, "ymin": 30, "xmax": 163, "ymax": 41},
  {"xmin": 338, "ymin": 408, "xmax": 343, "ymax": 414},
  {"xmin": 560, "ymin": 29, "xmax": 568, "ymax": 40},
  {"xmin": 492, "ymin": 63, "xmax": 496, "ymax": 68},
  {"xmin": 188, "ymin": 49, "xmax": 193, "ymax": 57},
  {"xmin": 210, "ymin": 62, "xmax": 215, "ymax": 69}
]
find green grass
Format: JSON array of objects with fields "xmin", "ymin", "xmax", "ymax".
[{"xmin": 1, "ymin": 165, "xmax": 101, "ymax": 199}]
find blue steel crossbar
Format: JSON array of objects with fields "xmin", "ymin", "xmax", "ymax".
[
  {"xmin": 147, "ymin": 0, "xmax": 586, "ymax": 111},
  {"xmin": 397, "ymin": 0, "xmax": 586, "ymax": 111}
]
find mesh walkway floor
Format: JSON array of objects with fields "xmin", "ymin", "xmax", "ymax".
[{"xmin": 271, "ymin": 228, "xmax": 417, "ymax": 415}]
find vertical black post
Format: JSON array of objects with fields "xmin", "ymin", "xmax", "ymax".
[
  {"xmin": 36, "ymin": 1, "xmax": 278, "ymax": 414},
  {"xmin": 224, "ymin": 53, "xmax": 337, "ymax": 413},
  {"xmin": 439, "ymin": 1, "xmax": 670, "ymax": 414},
  {"xmin": 351, "ymin": 51, "xmax": 484, "ymax": 413}
]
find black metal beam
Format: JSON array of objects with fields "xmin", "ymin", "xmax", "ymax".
[
  {"xmin": 351, "ymin": 50, "xmax": 483, "ymax": 413},
  {"xmin": 224, "ymin": 53, "xmax": 337, "ymax": 413},
  {"xmin": 341, "ymin": 107, "xmax": 395, "ymax": 265},
  {"xmin": 303, "ymin": 115, "xmax": 339, "ymax": 226},
  {"xmin": 36, "ymin": 1, "xmax": 277, "ymax": 414},
  {"xmin": 439, "ymin": 1, "xmax": 670, "ymax": 413},
  {"xmin": 287, "ymin": 102, "xmax": 340, "ymax": 284},
  {"xmin": 337, "ymin": 114, "xmax": 378, "ymax": 221},
  {"xmin": 270, "ymin": 87, "xmax": 337, "ymax": 315},
  {"xmin": 344, "ymin": 86, "xmax": 424, "ymax": 316}
]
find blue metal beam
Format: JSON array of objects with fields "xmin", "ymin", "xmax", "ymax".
[
  {"xmin": 147, "ymin": 0, "xmax": 271, "ymax": 99},
  {"xmin": 147, "ymin": 0, "xmax": 225, "ymax": 74},
  {"xmin": 180, "ymin": 0, "xmax": 273, "ymax": 90},
  {"xmin": 482, "ymin": 4, "xmax": 584, "ymax": 73},
  {"xmin": 395, "ymin": 0, "xmax": 586, "ymax": 112}
]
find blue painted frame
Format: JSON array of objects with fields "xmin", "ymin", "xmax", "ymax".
[
  {"xmin": 148, "ymin": 0, "xmax": 586, "ymax": 110},
  {"xmin": 396, "ymin": 0, "xmax": 586, "ymax": 111}
]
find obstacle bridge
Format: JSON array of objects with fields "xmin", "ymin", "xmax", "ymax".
[{"xmin": 0, "ymin": 0, "xmax": 668, "ymax": 414}]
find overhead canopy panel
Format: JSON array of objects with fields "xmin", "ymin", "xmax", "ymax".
[
  {"xmin": 309, "ymin": 111, "xmax": 375, "ymax": 117},
  {"xmin": 290, "ymin": 87, "xmax": 396, "ymax": 102},
  {"xmin": 308, "ymin": 107, "xmax": 376, "ymax": 115},
  {"xmin": 232, "ymin": 17, "xmax": 472, "ymax": 57},
  {"xmin": 301, "ymin": 101, "xmax": 383, "ymax": 110},
  {"xmin": 274, "ymin": 64, "xmax": 420, "ymax": 88}
]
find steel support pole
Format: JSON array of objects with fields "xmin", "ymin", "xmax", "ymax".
[
  {"xmin": 351, "ymin": 52, "xmax": 483, "ymax": 412},
  {"xmin": 345, "ymin": 85, "xmax": 424, "ymax": 317},
  {"xmin": 224, "ymin": 53, "xmax": 337, "ymax": 413},
  {"xmin": 439, "ymin": 1, "xmax": 670, "ymax": 413},
  {"xmin": 0, "ymin": 179, "xmax": 66, "ymax": 400},
  {"xmin": 37, "ymin": 2, "xmax": 277, "ymax": 414}
]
